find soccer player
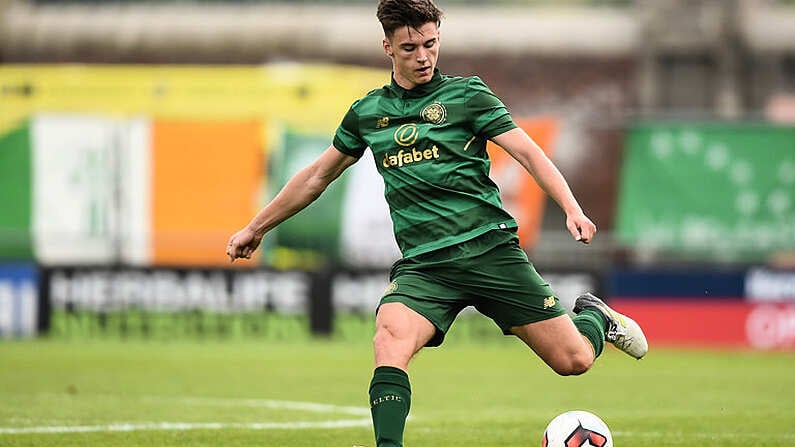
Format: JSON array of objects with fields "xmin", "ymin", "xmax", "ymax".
[{"xmin": 226, "ymin": 1, "xmax": 648, "ymax": 446}]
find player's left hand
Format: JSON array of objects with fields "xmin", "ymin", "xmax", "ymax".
[{"xmin": 566, "ymin": 213, "xmax": 596, "ymax": 244}]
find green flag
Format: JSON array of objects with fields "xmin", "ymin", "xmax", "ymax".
[
  {"xmin": 0, "ymin": 122, "xmax": 33, "ymax": 260},
  {"xmin": 264, "ymin": 129, "xmax": 348, "ymax": 268}
]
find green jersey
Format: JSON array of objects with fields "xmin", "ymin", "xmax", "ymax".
[{"xmin": 333, "ymin": 69, "xmax": 518, "ymax": 258}]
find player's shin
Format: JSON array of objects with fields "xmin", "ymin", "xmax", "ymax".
[{"xmin": 369, "ymin": 366, "xmax": 411, "ymax": 447}]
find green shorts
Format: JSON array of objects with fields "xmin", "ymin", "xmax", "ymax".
[{"xmin": 380, "ymin": 229, "xmax": 567, "ymax": 347}]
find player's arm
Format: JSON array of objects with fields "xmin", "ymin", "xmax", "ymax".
[
  {"xmin": 491, "ymin": 127, "xmax": 596, "ymax": 244},
  {"xmin": 226, "ymin": 145, "xmax": 358, "ymax": 261}
]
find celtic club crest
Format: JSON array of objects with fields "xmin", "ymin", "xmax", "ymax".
[{"xmin": 421, "ymin": 102, "xmax": 447, "ymax": 125}]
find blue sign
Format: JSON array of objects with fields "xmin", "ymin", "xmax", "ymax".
[
  {"xmin": 0, "ymin": 263, "xmax": 39, "ymax": 337},
  {"xmin": 609, "ymin": 267, "xmax": 745, "ymax": 300}
]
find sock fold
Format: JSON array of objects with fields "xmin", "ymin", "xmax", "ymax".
[{"xmin": 369, "ymin": 365, "xmax": 410, "ymax": 393}]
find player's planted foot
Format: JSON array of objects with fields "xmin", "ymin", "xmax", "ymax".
[{"xmin": 574, "ymin": 292, "xmax": 648, "ymax": 359}]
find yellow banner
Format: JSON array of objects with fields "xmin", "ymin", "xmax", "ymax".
[{"xmin": 0, "ymin": 64, "xmax": 390, "ymax": 135}]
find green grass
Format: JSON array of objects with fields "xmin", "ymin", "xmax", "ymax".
[{"xmin": 1, "ymin": 327, "xmax": 794, "ymax": 446}]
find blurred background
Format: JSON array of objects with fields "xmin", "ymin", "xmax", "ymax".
[{"xmin": 1, "ymin": 0, "xmax": 794, "ymax": 350}]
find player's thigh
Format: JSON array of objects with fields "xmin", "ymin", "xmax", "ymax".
[{"xmin": 511, "ymin": 315, "xmax": 594, "ymax": 375}]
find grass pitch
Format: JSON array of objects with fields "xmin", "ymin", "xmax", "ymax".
[{"xmin": 1, "ymin": 320, "xmax": 794, "ymax": 446}]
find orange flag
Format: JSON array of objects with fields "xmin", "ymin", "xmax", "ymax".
[
  {"xmin": 487, "ymin": 116, "xmax": 559, "ymax": 250},
  {"xmin": 151, "ymin": 120, "xmax": 263, "ymax": 266}
]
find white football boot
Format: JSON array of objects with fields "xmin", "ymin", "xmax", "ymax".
[{"xmin": 574, "ymin": 292, "xmax": 648, "ymax": 359}]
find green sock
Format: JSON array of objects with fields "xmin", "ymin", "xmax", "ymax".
[
  {"xmin": 573, "ymin": 309, "xmax": 607, "ymax": 358},
  {"xmin": 369, "ymin": 366, "xmax": 411, "ymax": 447}
]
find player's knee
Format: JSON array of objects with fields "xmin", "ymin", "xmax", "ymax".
[
  {"xmin": 568, "ymin": 355, "xmax": 593, "ymax": 376},
  {"xmin": 551, "ymin": 353, "xmax": 593, "ymax": 376},
  {"xmin": 372, "ymin": 322, "xmax": 400, "ymax": 351},
  {"xmin": 372, "ymin": 328, "xmax": 388, "ymax": 351},
  {"xmin": 372, "ymin": 323, "xmax": 416, "ymax": 369}
]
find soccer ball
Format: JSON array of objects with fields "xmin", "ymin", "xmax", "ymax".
[{"xmin": 541, "ymin": 410, "xmax": 613, "ymax": 447}]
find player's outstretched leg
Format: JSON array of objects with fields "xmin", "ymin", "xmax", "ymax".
[{"xmin": 574, "ymin": 292, "xmax": 648, "ymax": 359}]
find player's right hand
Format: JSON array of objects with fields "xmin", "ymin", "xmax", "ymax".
[
  {"xmin": 226, "ymin": 227, "xmax": 262, "ymax": 262},
  {"xmin": 566, "ymin": 212, "xmax": 597, "ymax": 244}
]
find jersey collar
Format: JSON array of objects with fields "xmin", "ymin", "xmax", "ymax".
[{"xmin": 388, "ymin": 68, "xmax": 444, "ymax": 98}]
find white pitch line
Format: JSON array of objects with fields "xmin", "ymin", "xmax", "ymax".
[
  {"xmin": 35, "ymin": 393, "xmax": 371, "ymax": 416},
  {"xmin": 138, "ymin": 396, "xmax": 371, "ymax": 416},
  {"xmin": 32, "ymin": 393, "xmax": 370, "ymax": 416},
  {"xmin": 1, "ymin": 395, "xmax": 374, "ymax": 435},
  {"xmin": 0, "ymin": 418, "xmax": 373, "ymax": 435}
]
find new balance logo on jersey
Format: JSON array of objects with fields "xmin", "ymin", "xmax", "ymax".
[{"xmin": 382, "ymin": 146, "xmax": 440, "ymax": 168}]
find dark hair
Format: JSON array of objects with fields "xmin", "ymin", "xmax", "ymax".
[{"xmin": 377, "ymin": 0, "xmax": 444, "ymax": 38}]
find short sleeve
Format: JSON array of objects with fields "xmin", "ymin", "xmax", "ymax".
[
  {"xmin": 333, "ymin": 102, "xmax": 367, "ymax": 158},
  {"xmin": 466, "ymin": 77, "xmax": 517, "ymax": 139}
]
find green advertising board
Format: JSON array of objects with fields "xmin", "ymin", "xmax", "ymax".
[
  {"xmin": 0, "ymin": 122, "xmax": 33, "ymax": 260},
  {"xmin": 617, "ymin": 122, "xmax": 795, "ymax": 262}
]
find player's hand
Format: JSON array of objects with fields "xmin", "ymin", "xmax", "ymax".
[
  {"xmin": 566, "ymin": 212, "xmax": 596, "ymax": 244},
  {"xmin": 226, "ymin": 226, "xmax": 262, "ymax": 262}
]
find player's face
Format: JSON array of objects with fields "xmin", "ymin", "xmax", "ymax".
[{"xmin": 383, "ymin": 22, "xmax": 440, "ymax": 90}]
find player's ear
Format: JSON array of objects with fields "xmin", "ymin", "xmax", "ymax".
[{"xmin": 383, "ymin": 38, "xmax": 393, "ymax": 58}]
